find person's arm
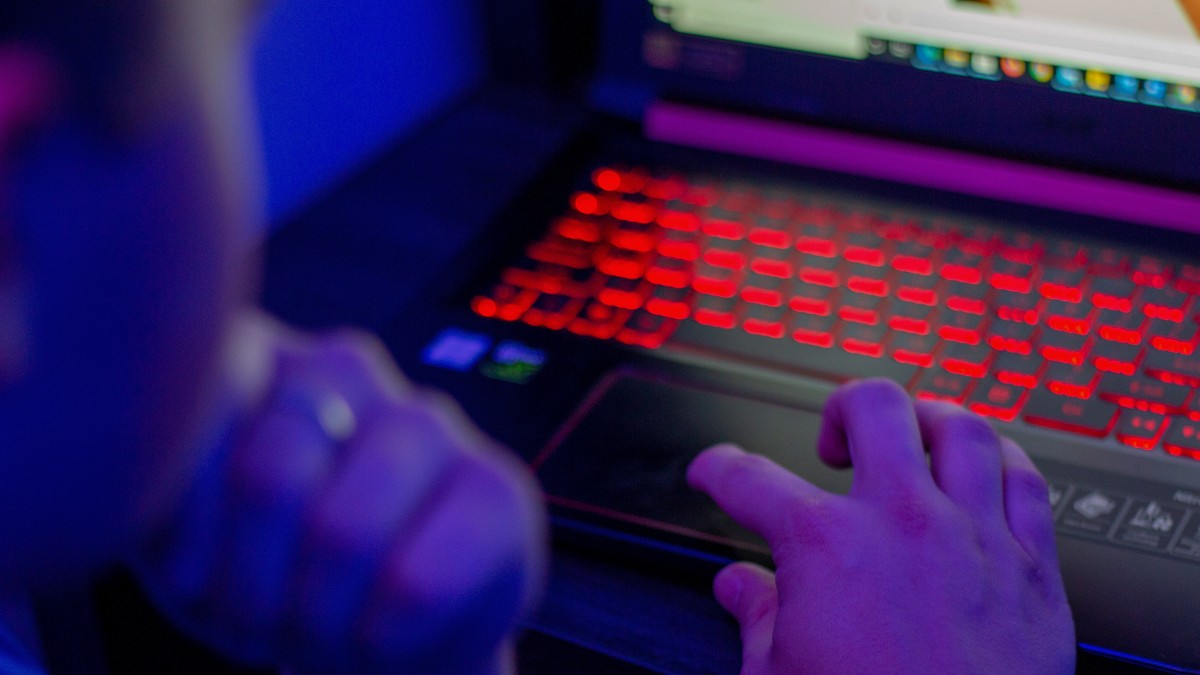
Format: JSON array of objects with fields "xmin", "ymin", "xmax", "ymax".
[{"xmin": 689, "ymin": 378, "xmax": 1075, "ymax": 674}]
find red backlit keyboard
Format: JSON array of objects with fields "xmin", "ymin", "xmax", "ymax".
[{"xmin": 472, "ymin": 166, "xmax": 1200, "ymax": 461}]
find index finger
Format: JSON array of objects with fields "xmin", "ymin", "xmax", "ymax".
[
  {"xmin": 687, "ymin": 444, "xmax": 825, "ymax": 548},
  {"xmin": 817, "ymin": 379, "xmax": 934, "ymax": 498}
]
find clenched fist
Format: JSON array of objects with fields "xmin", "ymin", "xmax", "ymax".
[{"xmin": 134, "ymin": 314, "xmax": 547, "ymax": 674}]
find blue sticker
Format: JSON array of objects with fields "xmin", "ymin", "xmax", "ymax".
[{"xmin": 422, "ymin": 329, "xmax": 493, "ymax": 372}]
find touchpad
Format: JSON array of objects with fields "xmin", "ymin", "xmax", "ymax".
[{"xmin": 534, "ymin": 372, "xmax": 852, "ymax": 554}]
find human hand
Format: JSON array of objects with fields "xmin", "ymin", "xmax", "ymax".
[
  {"xmin": 688, "ymin": 378, "xmax": 1075, "ymax": 674},
  {"xmin": 132, "ymin": 314, "xmax": 547, "ymax": 674}
]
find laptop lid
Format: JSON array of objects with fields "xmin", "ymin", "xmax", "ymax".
[{"xmin": 589, "ymin": 1, "xmax": 1200, "ymax": 192}]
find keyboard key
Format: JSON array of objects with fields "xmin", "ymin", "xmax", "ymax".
[
  {"xmin": 618, "ymin": 311, "xmax": 677, "ymax": 348},
  {"xmin": 903, "ymin": 258, "xmax": 945, "ymax": 282},
  {"xmin": 1140, "ymin": 286, "xmax": 1190, "ymax": 322},
  {"xmin": 1162, "ymin": 419, "xmax": 1200, "ymax": 461},
  {"xmin": 1143, "ymin": 350, "xmax": 1200, "ymax": 386},
  {"xmin": 1045, "ymin": 239, "xmax": 1088, "ymax": 267},
  {"xmin": 914, "ymin": 368, "xmax": 975, "ymax": 403},
  {"xmin": 746, "ymin": 270, "xmax": 788, "ymax": 290},
  {"xmin": 941, "ymin": 341, "xmax": 992, "ymax": 378},
  {"xmin": 842, "ymin": 320, "xmax": 888, "ymax": 344},
  {"xmin": 891, "ymin": 330, "xmax": 939, "ymax": 362},
  {"xmin": 1098, "ymin": 374, "xmax": 1190, "ymax": 412},
  {"xmin": 1096, "ymin": 309, "xmax": 1146, "ymax": 344},
  {"xmin": 987, "ymin": 319, "xmax": 1037, "ymax": 354},
  {"xmin": 1040, "ymin": 331, "xmax": 1090, "ymax": 365},
  {"xmin": 890, "ymin": 299, "xmax": 934, "ymax": 322},
  {"xmin": 893, "ymin": 254, "xmax": 934, "ymax": 275},
  {"xmin": 1091, "ymin": 276, "xmax": 1138, "ymax": 312},
  {"xmin": 739, "ymin": 299, "xmax": 787, "ymax": 319},
  {"xmin": 1114, "ymin": 410, "xmax": 1168, "ymax": 451},
  {"xmin": 1090, "ymin": 340, "xmax": 1142, "ymax": 376},
  {"xmin": 646, "ymin": 290, "xmax": 690, "ymax": 321},
  {"xmin": 844, "ymin": 245, "xmax": 885, "ymax": 267},
  {"xmin": 943, "ymin": 248, "xmax": 985, "ymax": 268},
  {"xmin": 599, "ymin": 276, "xmax": 648, "ymax": 310},
  {"xmin": 748, "ymin": 225, "xmax": 791, "ymax": 249},
  {"xmin": 844, "ymin": 230, "xmax": 884, "ymax": 248},
  {"xmin": 702, "ymin": 218, "xmax": 746, "ymax": 241},
  {"xmin": 598, "ymin": 249, "xmax": 652, "ymax": 279},
  {"xmin": 703, "ymin": 248, "xmax": 746, "ymax": 272},
  {"xmin": 946, "ymin": 280, "xmax": 991, "ymax": 302},
  {"xmin": 1176, "ymin": 264, "xmax": 1200, "ymax": 294},
  {"xmin": 569, "ymin": 301, "xmax": 631, "ymax": 339},
  {"xmin": 670, "ymin": 320, "xmax": 918, "ymax": 382},
  {"xmin": 968, "ymin": 378, "xmax": 1028, "ymax": 421},
  {"xmin": 1044, "ymin": 298, "xmax": 1092, "ymax": 323},
  {"xmin": 1044, "ymin": 363, "xmax": 1099, "ymax": 399},
  {"xmin": 1087, "ymin": 246, "xmax": 1128, "ymax": 275},
  {"xmin": 1146, "ymin": 318, "xmax": 1197, "ymax": 354},
  {"xmin": 1024, "ymin": 390, "xmax": 1118, "ymax": 437},
  {"xmin": 743, "ymin": 317, "xmax": 786, "ymax": 339},
  {"xmin": 526, "ymin": 293, "xmax": 582, "ymax": 330},
  {"xmin": 992, "ymin": 258, "xmax": 1035, "ymax": 280},
  {"xmin": 797, "ymin": 235, "xmax": 837, "ymax": 258},
  {"xmin": 994, "ymin": 351, "xmax": 1044, "ymax": 388},
  {"xmin": 793, "ymin": 311, "xmax": 837, "ymax": 336},
  {"xmin": 693, "ymin": 264, "xmax": 739, "ymax": 298},
  {"xmin": 942, "ymin": 263, "xmax": 984, "ymax": 285},
  {"xmin": 798, "ymin": 266, "xmax": 840, "ymax": 288},
  {"xmin": 998, "ymin": 231, "xmax": 1042, "ymax": 263},
  {"xmin": 1040, "ymin": 265, "xmax": 1086, "ymax": 289},
  {"xmin": 995, "ymin": 290, "xmax": 1040, "ymax": 324},
  {"xmin": 938, "ymin": 311, "xmax": 986, "ymax": 344},
  {"xmin": 646, "ymin": 258, "xmax": 692, "ymax": 290},
  {"xmin": 1131, "ymin": 254, "xmax": 1170, "ymax": 288}
]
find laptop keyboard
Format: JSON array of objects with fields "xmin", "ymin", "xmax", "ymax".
[{"xmin": 470, "ymin": 166, "xmax": 1200, "ymax": 462}]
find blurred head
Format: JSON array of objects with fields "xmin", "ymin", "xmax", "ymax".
[{"xmin": 0, "ymin": 1, "xmax": 265, "ymax": 587}]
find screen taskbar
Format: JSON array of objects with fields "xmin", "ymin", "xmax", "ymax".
[{"xmin": 867, "ymin": 37, "xmax": 1200, "ymax": 114}]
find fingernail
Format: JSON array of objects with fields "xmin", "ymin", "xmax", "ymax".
[{"xmin": 716, "ymin": 566, "xmax": 743, "ymax": 607}]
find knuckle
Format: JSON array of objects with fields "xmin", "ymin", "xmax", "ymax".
[
  {"xmin": 322, "ymin": 327, "xmax": 388, "ymax": 358},
  {"xmin": 410, "ymin": 388, "xmax": 495, "ymax": 449},
  {"xmin": 883, "ymin": 492, "xmax": 945, "ymax": 538},
  {"xmin": 778, "ymin": 495, "xmax": 845, "ymax": 548},
  {"xmin": 230, "ymin": 433, "xmax": 321, "ymax": 507},
  {"xmin": 939, "ymin": 410, "xmax": 1000, "ymax": 448},
  {"xmin": 307, "ymin": 502, "xmax": 377, "ymax": 562},
  {"xmin": 841, "ymin": 377, "xmax": 910, "ymax": 411},
  {"xmin": 1006, "ymin": 466, "xmax": 1051, "ymax": 503},
  {"xmin": 379, "ymin": 398, "xmax": 455, "ymax": 447},
  {"xmin": 315, "ymin": 329, "xmax": 397, "ymax": 377},
  {"xmin": 469, "ymin": 454, "xmax": 542, "ymax": 521}
]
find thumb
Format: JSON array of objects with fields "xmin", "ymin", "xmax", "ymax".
[{"xmin": 714, "ymin": 562, "xmax": 778, "ymax": 673}]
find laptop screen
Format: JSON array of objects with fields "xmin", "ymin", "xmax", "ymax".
[
  {"xmin": 651, "ymin": 0, "xmax": 1200, "ymax": 114},
  {"xmin": 594, "ymin": 1, "xmax": 1200, "ymax": 190}
]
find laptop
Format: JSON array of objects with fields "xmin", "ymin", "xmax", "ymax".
[{"xmin": 384, "ymin": 1, "xmax": 1200, "ymax": 671}]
